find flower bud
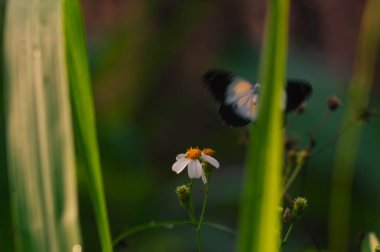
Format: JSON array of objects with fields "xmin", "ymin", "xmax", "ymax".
[
  {"xmin": 202, "ymin": 148, "xmax": 217, "ymax": 177},
  {"xmin": 292, "ymin": 197, "xmax": 308, "ymax": 220},
  {"xmin": 175, "ymin": 184, "xmax": 191, "ymax": 209},
  {"xmin": 328, "ymin": 96, "xmax": 342, "ymax": 111},
  {"xmin": 294, "ymin": 197, "xmax": 308, "ymax": 210},
  {"xmin": 202, "ymin": 148, "xmax": 215, "ymax": 157},
  {"xmin": 283, "ymin": 207, "xmax": 292, "ymax": 223}
]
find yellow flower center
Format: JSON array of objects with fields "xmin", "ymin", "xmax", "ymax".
[
  {"xmin": 202, "ymin": 148, "xmax": 215, "ymax": 157},
  {"xmin": 185, "ymin": 147, "xmax": 202, "ymax": 159}
]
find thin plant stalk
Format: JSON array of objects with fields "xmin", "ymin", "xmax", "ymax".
[
  {"xmin": 328, "ymin": 0, "xmax": 380, "ymax": 251},
  {"xmin": 281, "ymin": 223, "xmax": 294, "ymax": 247},
  {"xmin": 112, "ymin": 220, "xmax": 234, "ymax": 247},
  {"xmin": 196, "ymin": 178, "xmax": 209, "ymax": 252},
  {"xmin": 112, "ymin": 220, "xmax": 193, "ymax": 246}
]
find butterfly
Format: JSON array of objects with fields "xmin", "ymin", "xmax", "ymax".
[{"xmin": 202, "ymin": 69, "xmax": 313, "ymax": 127}]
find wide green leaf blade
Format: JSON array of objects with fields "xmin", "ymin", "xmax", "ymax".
[{"xmin": 4, "ymin": 0, "xmax": 82, "ymax": 251}]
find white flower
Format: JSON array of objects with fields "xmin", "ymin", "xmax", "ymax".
[{"xmin": 172, "ymin": 147, "xmax": 220, "ymax": 184}]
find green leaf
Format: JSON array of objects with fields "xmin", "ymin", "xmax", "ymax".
[
  {"xmin": 328, "ymin": 0, "xmax": 380, "ymax": 250},
  {"xmin": 237, "ymin": 0, "xmax": 290, "ymax": 251},
  {"xmin": 361, "ymin": 233, "xmax": 379, "ymax": 252},
  {"xmin": 4, "ymin": 0, "xmax": 82, "ymax": 251},
  {"xmin": 63, "ymin": 0, "xmax": 113, "ymax": 251}
]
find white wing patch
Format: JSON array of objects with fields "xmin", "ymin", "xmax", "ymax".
[{"xmin": 225, "ymin": 78, "xmax": 260, "ymax": 122}]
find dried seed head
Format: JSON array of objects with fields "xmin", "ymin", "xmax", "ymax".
[{"xmin": 327, "ymin": 96, "xmax": 342, "ymax": 111}]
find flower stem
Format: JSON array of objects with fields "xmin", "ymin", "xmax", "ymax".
[
  {"xmin": 188, "ymin": 180, "xmax": 197, "ymax": 224},
  {"xmin": 204, "ymin": 221, "xmax": 235, "ymax": 234},
  {"xmin": 282, "ymin": 161, "xmax": 303, "ymax": 196},
  {"xmin": 112, "ymin": 220, "xmax": 193, "ymax": 246},
  {"xmin": 112, "ymin": 220, "xmax": 234, "ymax": 247},
  {"xmin": 198, "ymin": 180, "xmax": 209, "ymax": 229},
  {"xmin": 281, "ymin": 223, "xmax": 294, "ymax": 247},
  {"xmin": 196, "ymin": 179, "xmax": 209, "ymax": 252},
  {"xmin": 189, "ymin": 179, "xmax": 203, "ymax": 251},
  {"xmin": 283, "ymin": 160, "xmax": 293, "ymax": 183},
  {"xmin": 197, "ymin": 228, "xmax": 202, "ymax": 252}
]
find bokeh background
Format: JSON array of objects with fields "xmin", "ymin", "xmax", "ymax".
[{"xmin": 1, "ymin": 0, "xmax": 380, "ymax": 251}]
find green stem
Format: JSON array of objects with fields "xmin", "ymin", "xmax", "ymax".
[
  {"xmin": 203, "ymin": 222, "xmax": 235, "ymax": 234},
  {"xmin": 281, "ymin": 223, "xmax": 294, "ymax": 247},
  {"xmin": 198, "ymin": 181, "xmax": 209, "ymax": 229},
  {"xmin": 283, "ymin": 160, "xmax": 293, "ymax": 183},
  {"xmin": 189, "ymin": 180, "xmax": 197, "ymax": 223},
  {"xmin": 189, "ymin": 179, "xmax": 203, "ymax": 251},
  {"xmin": 112, "ymin": 220, "xmax": 193, "ymax": 246},
  {"xmin": 112, "ymin": 220, "xmax": 234, "ymax": 247},
  {"xmin": 196, "ymin": 180, "xmax": 209, "ymax": 252},
  {"xmin": 197, "ymin": 228, "xmax": 202, "ymax": 252},
  {"xmin": 282, "ymin": 162, "xmax": 303, "ymax": 196}
]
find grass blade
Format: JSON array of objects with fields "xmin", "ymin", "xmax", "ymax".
[
  {"xmin": 361, "ymin": 233, "xmax": 379, "ymax": 252},
  {"xmin": 0, "ymin": 2, "xmax": 14, "ymax": 251},
  {"xmin": 237, "ymin": 0, "xmax": 289, "ymax": 251},
  {"xmin": 63, "ymin": 0, "xmax": 113, "ymax": 251},
  {"xmin": 4, "ymin": 0, "xmax": 82, "ymax": 251},
  {"xmin": 328, "ymin": 0, "xmax": 380, "ymax": 251}
]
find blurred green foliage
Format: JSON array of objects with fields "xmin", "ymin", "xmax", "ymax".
[
  {"xmin": 1, "ymin": 1, "xmax": 380, "ymax": 251},
  {"xmin": 0, "ymin": 2, "xmax": 14, "ymax": 251}
]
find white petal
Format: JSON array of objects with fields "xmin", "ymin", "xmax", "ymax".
[
  {"xmin": 188, "ymin": 159, "xmax": 202, "ymax": 179},
  {"xmin": 172, "ymin": 158, "xmax": 191, "ymax": 174},
  {"xmin": 201, "ymin": 154, "xmax": 220, "ymax": 168},
  {"xmin": 176, "ymin": 153, "xmax": 186, "ymax": 160},
  {"xmin": 201, "ymin": 172, "xmax": 207, "ymax": 184}
]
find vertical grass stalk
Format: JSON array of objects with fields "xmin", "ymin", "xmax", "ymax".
[
  {"xmin": 63, "ymin": 0, "xmax": 113, "ymax": 251},
  {"xmin": 4, "ymin": 0, "xmax": 82, "ymax": 251},
  {"xmin": 237, "ymin": 0, "xmax": 289, "ymax": 251},
  {"xmin": 328, "ymin": 0, "xmax": 380, "ymax": 251}
]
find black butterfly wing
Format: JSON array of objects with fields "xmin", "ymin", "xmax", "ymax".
[
  {"xmin": 202, "ymin": 69, "xmax": 256, "ymax": 127},
  {"xmin": 202, "ymin": 69, "xmax": 235, "ymax": 102},
  {"xmin": 285, "ymin": 80, "xmax": 313, "ymax": 112},
  {"xmin": 218, "ymin": 105, "xmax": 251, "ymax": 126}
]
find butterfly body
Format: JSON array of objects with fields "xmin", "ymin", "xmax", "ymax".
[{"xmin": 202, "ymin": 69, "xmax": 312, "ymax": 127}]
